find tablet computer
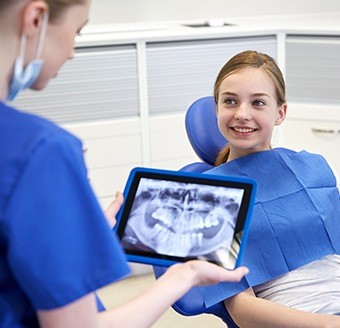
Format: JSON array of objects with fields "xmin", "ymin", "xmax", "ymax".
[{"xmin": 115, "ymin": 167, "xmax": 256, "ymax": 269}]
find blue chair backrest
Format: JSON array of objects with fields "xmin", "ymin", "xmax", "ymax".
[{"xmin": 153, "ymin": 97, "xmax": 238, "ymax": 327}]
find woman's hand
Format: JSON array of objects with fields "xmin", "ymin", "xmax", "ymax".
[
  {"xmin": 104, "ymin": 191, "xmax": 124, "ymax": 228},
  {"xmin": 166, "ymin": 261, "xmax": 249, "ymax": 287}
]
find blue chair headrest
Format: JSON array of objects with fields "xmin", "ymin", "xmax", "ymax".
[{"xmin": 185, "ymin": 96, "xmax": 227, "ymax": 166}]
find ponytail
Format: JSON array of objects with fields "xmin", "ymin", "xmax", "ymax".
[{"xmin": 215, "ymin": 145, "xmax": 230, "ymax": 166}]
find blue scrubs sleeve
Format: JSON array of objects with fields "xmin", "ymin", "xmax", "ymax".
[{"xmin": 4, "ymin": 131, "xmax": 130, "ymax": 310}]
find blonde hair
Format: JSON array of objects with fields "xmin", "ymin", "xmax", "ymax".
[
  {"xmin": 214, "ymin": 50, "xmax": 286, "ymax": 165},
  {"xmin": 0, "ymin": 0, "xmax": 84, "ymax": 20},
  {"xmin": 44, "ymin": 0, "xmax": 84, "ymax": 20}
]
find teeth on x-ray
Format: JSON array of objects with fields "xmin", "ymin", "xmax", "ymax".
[
  {"xmin": 125, "ymin": 178, "xmax": 244, "ymax": 258},
  {"xmin": 151, "ymin": 208, "xmax": 220, "ymax": 232}
]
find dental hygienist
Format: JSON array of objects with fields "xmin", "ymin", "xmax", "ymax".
[{"xmin": 0, "ymin": 1, "xmax": 248, "ymax": 327}]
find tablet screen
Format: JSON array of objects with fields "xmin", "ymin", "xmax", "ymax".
[{"xmin": 115, "ymin": 167, "xmax": 256, "ymax": 269}]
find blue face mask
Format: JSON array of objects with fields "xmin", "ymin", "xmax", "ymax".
[{"xmin": 7, "ymin": 13, "xmax": 48, "ymax": 101}]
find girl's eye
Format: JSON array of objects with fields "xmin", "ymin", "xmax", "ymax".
[
  {"xmin": 252, "ymin": 99, "xmax": 265, "ymax": 107},
  {"xmin": 225, "ymin": 98, "xmax": 237, "ymax": 105}
]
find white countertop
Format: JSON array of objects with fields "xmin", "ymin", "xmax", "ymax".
[{"xmin": 76, "ymin": 12, "xmax": 340, "ymax": 47}]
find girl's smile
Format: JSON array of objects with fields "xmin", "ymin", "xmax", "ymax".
[{"xmin": 216, "ymin": 68, "xmax": 286, "ymax": 161}]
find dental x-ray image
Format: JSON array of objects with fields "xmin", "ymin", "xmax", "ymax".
[{"xmin": 121, "ymin": 177, "xmax": 245, "ymax": 268}]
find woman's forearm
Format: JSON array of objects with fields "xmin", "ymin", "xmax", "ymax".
[
  {"xmin": 99, "ymin": 264, "xmax": 196, "ymax": 328},
  {"xmin": 99, "ymin": 263, "xmax": 247, "ymax": 328},
  {"xmin": 224, "ymin": 289, "xmax": 340, "ymax": 328}
]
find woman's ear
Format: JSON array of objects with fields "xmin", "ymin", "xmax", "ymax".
[
  {"xmin": 275, "ymin": 103, "xmax": 287, "ymax": 126},
  {"xmin": 22, "ymin": 1, "xmax": 48, "ymax": 38}
]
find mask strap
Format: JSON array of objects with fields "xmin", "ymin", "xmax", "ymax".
[
  {"xmin": 19, "ymin": 12, "xmax": 49, "ymax": 61},
  {"xmin": 35, "ymin": 12, "xmax": 49, "ymax": 59},
  {"xmin": 19, "ymin": 32, "xmax": 27, "ymax": 61}
]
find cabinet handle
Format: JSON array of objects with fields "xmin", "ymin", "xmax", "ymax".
[{"xmin": 311, "ymin": 128, "xmax": 337, "ymax": 134}]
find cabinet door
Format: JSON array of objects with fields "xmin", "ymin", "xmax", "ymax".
[
  {"xmin": 285, "ymin": 36, "xmax": 340, "ymax": 175},
  {"xmin": 149, "ymin": 113, "xmax": 199, "ymax": 169},
  {"xmin": 66, "ymin": 118, "xmax": 143, "ymax": 208},
  {"xmin": 286, "ymin": 35, "xmax": 340, "ymax": 104},
  {"xmin": 283, "ymin": 105, "xmax": 340, "ymax": 175},
  {"xmin": 146, "ymin": 36, "xmax": 277, "ymax": 115},
  {"xmin": 12, "ymin": 45, "xmax": 139, "ymax": 124}
]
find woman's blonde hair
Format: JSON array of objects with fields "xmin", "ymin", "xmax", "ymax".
[
  {"xmin": 0, "ymin": 0, "xmax": 84, "ymax": 20},
  {"xmin": 44, "ymin": 0, "xmax": 84, "ymax": 20},
  {"xmin": 214, "ymin": 50, "xmax": 286, "ymax": 165}
]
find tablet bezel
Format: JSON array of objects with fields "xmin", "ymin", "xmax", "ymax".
[{"xmin": 114, "ymin": 167, "xmax": 256, "ymax": 269}]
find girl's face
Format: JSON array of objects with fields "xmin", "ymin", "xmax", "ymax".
[
  {"xmin": 31, "ymin": 0, "xmax": 90, "ymax": 90},
  {"xmin": 216, "ymin": 68, "xmax": 286, "ymax": 161}
]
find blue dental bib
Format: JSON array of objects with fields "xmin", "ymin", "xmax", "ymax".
[{"xmin": 200, "ymin": 148, "xmax": 340, "ymax": 307}]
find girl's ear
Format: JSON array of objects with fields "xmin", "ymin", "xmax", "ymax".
[
  {"xmin": 275, "ymin": 103, "xmax": 287, "ymax": 126},
  {"xmin": 22, "ymin": 1, "xmax": 48, "ymax": 38}
]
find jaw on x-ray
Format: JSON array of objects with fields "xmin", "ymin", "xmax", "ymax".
[{"xmin": 122, "ymin": 178, "xmax": 244, "ymax": 263}]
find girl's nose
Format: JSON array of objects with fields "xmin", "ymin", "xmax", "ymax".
[{"xmin": 234, "ymin": 104, "xmax": 251, "ymax": 121}]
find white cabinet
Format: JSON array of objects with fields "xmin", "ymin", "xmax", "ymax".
[
  {"xmin": 149, "ymin": 113, "xmax": 198, "ymax": 169},
  {"xmin": 9, "ymin": 34, "xmax": 278, "ymax": 207},
  {"xmin": 12, "ymin": 44, "xmax": 140, "ymax": 123},
  {"xmin": 284, "ymin": 36, "xmax": 340, "ymax": 173},
  {"xmin": 283, "ymin": 104, "xmax": 340, "ymax": 175},
  {"xmin": 147, "ymin": 36, "xmax": 277, "ymax": 115},
  {"xmin": 286, "ymin": 35, "xmax": 340, "ymax": 105},
  {"xmin": 65, "ymin": 118, "xmax": 143, "ymax": 208}
]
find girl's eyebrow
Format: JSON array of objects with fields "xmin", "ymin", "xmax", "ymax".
[
  {"xmin": 220, "ymin": 92, "xmax": 271, "ymax": 98},
  {"xmin": 221, "ymin": 92, "xmax": 238, "ymax": 96},
  {"xmin": 252, "ymin": 93, "xmax": 270, "ymax": 98}
]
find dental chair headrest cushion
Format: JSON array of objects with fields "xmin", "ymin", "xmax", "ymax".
[{"xmin": 185, "ymin": 96, "xmax": 227, "ymax": 165}]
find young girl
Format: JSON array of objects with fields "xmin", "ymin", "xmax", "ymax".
[
  {"xmin": 199, "ymin": 50, "xmax": 340, "ymax": 327},
  {"xmin": 0, "ymin": 1, "xmax": 248, "ymax": 327}
]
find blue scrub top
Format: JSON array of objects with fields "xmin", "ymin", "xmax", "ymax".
[{"xmin": 0, "ymin": 102, "xmax": 131, "ymax": 327}]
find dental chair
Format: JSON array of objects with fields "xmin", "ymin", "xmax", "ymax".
[{"xmin": 153, "ymin": 96, "xmax": 238, "ymax": 327}]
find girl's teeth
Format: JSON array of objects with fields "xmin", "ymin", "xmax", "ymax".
[{"xmin": 234, "ymin": 128, "xmax": 254, "ymax": 133}]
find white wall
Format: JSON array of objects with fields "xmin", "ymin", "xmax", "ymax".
[{"xmin": 89, "ymin": 0, "xmax": 340, "ymax": 24}]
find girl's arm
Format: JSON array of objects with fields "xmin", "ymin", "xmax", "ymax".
[{"xmin": 224, "ymin": 288, "xmax": 340, "ymax": 328}]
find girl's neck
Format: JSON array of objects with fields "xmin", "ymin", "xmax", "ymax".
[{"xmin": 227, "ymin": 147, "xmax": 272, "ymax": 163}]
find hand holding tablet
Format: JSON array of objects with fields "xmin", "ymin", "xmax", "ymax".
[{"xmin": 115, "ymin": 167, "xmax": 256, "ymax": 269}]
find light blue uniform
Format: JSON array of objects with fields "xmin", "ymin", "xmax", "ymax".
[{"xmin": 0, "ymin": 102, "xmax": 130, "ymax": 327}]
